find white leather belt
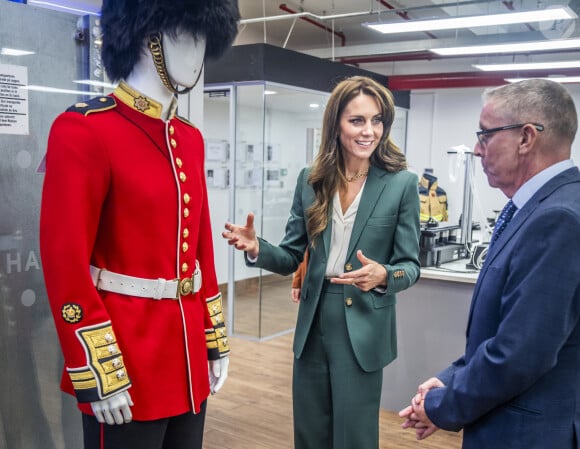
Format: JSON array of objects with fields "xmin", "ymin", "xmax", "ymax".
[{"xmin": 89, "ymin": 263, "xmax": 202, "ymax": 300}]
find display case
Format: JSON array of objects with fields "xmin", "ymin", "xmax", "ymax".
[
  {"xmin": 204, "ymin": 81, "xmax": 330, "ymax": 339},
  {"xmin": 204, "ymin": 45, "xmax": 410, "ymax": 340}
]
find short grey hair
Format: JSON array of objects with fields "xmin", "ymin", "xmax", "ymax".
[{"xmin": 483, "ymin": 79, "xmax": 578, "ymax": 144}]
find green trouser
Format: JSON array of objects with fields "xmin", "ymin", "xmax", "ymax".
[{"xmin": 293, "ymin": 281, "xmax": 383, "ymax": 449}]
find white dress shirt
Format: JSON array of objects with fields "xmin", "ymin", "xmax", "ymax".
[
  {"xmin": 325, "ymin": 184, "xmax": 365, "ymax": 277},
  {"xmin": 512, "ymin": 159, "xmax": 575, "ymax": 215}
]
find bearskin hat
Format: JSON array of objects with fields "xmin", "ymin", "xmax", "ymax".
[{"xmin": 100, "ymin": 0, "xmax": 240, "ymax": 82}]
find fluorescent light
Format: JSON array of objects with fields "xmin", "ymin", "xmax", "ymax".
[
  {"xmin": 309, "ymin": 103, "xmax": 320, "ymax": 109},
  {"xmin": 1, "ymin": 48, "xmax": 35, "ymax": 56},
  {"xmin": 505, "ymin": 76, "xmax": 580, "ymax": 84},
  {"xmin": 474, "ymin": 61, "xmax": 580, "ymax": 71},
  {"xmin": 74, "ymin": 79, "xmax": 118, "ymax": 89},
  {"xmin": 432, "ymin": 38, "xmax": 580, "ymax": 56},
  {"xmin": 20, "ymin": 85, "xmax": 91, "ymax": 95},
  {"xmin": 364, "ymin": 7, "xmax": 575, "ymax": 34},
  {"xmin": 264, "ymin": 90, "xmax": 277, "ymax": 95},
  {"xmin": 28, "ymin": 0, "xmax": 100, "ymax": 15}
]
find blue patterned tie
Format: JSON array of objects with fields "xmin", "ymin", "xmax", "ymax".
[{"xmin": 491, "ymin": 200, "xmax": 517, "ymax": 245}]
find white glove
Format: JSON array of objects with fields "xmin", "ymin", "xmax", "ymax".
[
  {"xmin": 90, "ymin": 390, "xmax": 134, "ymax": 425},
  {"xmin": 208, "ymin": 356, "xmax": 229, "ymax": 394}
]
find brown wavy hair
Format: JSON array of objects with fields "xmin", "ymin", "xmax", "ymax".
[{"xmin": 307, "ymin": 76, "xmax": 407, "ymax": 246}]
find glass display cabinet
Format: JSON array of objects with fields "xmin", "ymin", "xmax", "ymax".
[{"xmin": 204, "ymin": 44, "xmax": 410, "ymax": 340}]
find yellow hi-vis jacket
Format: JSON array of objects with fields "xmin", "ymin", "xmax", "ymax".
[{"xmin": 419, "ymin": 174, "xmax": 448, "ymax": 222}]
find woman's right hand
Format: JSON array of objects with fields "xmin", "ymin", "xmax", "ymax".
[
  {"xmin": 291, "ymin": 288, "xmax": 301, "ymax": 303},
  {"xmin": 222, "ymin": 212, "xmax": 259, "ymax": 259}
]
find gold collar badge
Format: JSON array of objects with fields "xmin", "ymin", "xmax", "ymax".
[{"xmin": 134, "ymin": 96, "xmax": 151, "ymax": 113}]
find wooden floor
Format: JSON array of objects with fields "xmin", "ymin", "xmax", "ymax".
[
  {"xmin": 204, "ymin": 332, "xmax": 463, "ymax": 449},
  {"xmin": 222, "ymin": 274, "xmax": 300, "ymax": 338}
]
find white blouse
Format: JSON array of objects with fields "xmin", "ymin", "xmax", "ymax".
[{"xmin": 325, "ymin": 183, "xmax": 365, "ymax": 277}]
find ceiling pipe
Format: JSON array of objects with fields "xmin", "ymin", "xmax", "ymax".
[
  {"xmin": 388, "ymin": 72, "xmax": 510, "ymax": 90},
  {"xmin": 241, "ymin": 6, "xmax": 375, "ymax": 25},
  {"xmin": 502, "ymin": 1, "xmax": 536, "ymax": 32},
  {"xmin": 340, "ymin": 47, "xmax": 580, "ymax": 65},
  {"xmin": 279, "ymin": 3, "xmax": 346, "ymax": 47},
  {"xmin": 341, "ymin": 51, "xmax": 439, "ymax": 64},
  {"xmin": 387, "ymin": 67, "xmax": 580, "ymax": 90},
  {"xmin": 240, "ymin": 1, "xmax": 495, "ymax": 26}
]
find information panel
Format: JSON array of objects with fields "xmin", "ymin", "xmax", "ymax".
[{"xmin": 0, "ymin": 63, "xmax": 29, "ymax": 135}]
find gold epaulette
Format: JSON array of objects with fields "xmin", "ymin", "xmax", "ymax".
[
  {"xmin": 175, "ymin": 115, "xmax": 197, "ymax": 129},
  {"xmin": 66, "ymin": 96, "xmax": 117, "ymax": 116}
]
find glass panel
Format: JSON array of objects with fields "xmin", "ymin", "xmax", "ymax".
[
  {"xmin": 225, "ymin": 82, "xmax": 328, "ymax": 339},
  {"xmin": 203, "ymin": 88, "xmax": 232, "ymax": 284},
  {"xmin": 0, "ymin": 3, "xmax": 87, "ymax": 448},
  {"xmin": 231, "ymin": 83, "xmax": 266, "ymax": 338},
  {"xmin": 259, "ymin": 83, "xmax": 328, "ymax": 337},
  {"xmin": 203, "ymin": 87, "xmax": 233, "ymax": 327}
]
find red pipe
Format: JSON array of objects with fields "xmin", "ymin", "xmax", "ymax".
[
  {"xmin": 279, "ymin": 3, "xmax": 346, "ymax": 47},
  {"xmin": 387, "ymin": 68, "xmax": 580, "ymax": 90},
  {"xmin": 387, "ymin": 72, "xmax": 510, "ymax": 90},
  {"xmin": 376, "ymin": 0, "xmax": 438, "ymax": 39}
]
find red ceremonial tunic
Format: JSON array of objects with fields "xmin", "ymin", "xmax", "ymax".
[{"xmin": 40, "ymin": 82, "xmax": 229, "ymax": 421}]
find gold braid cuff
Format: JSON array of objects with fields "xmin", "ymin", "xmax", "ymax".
[
  {"xmin": 68, "ymin": 322, "xmax": 131, "ymax": 402},
  {"xmin": 206, "ymin": 293, "xmax": 230, "ymax": 358}
]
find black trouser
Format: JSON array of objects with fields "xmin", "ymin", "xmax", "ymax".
[{"xmin": 82, "ymin": 400, "xmax": 206, "ymax": 449}]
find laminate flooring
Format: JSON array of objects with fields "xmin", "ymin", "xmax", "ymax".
[{"xmin": 204, "ymin": 332, "xmax": 463, "ymax": 449}]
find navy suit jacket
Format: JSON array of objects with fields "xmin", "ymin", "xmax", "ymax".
[
  {"xmin": 250, "ymin": 165, "xmax": 421, "ymax": 372},
  {"xmin": 425, "ymin": 167, "xmax": 580, "ymax": 449}
]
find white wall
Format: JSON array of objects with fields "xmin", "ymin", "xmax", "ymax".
[{"xmin": 405, "ymin": 85, "xmax": 580, "ymax": 234}]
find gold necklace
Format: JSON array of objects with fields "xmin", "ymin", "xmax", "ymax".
[{"xmin": 346, "ymin": 171, "xmax": 368, "ymax": 182}]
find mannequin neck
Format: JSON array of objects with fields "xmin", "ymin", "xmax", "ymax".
[{"xmin": 124, "ymin": 49, "xmax": 175, "ymax": 121}]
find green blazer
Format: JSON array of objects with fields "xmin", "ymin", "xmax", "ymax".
[{"xmin": 249, "ymin": 165, "xmax": 421, "ymax": 372}]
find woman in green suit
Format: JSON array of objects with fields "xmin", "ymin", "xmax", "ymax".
[{"xmin": 223, "ymin": 76, "xmax": 420, "ymax": 449}]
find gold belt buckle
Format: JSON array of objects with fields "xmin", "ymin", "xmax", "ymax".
[{"xmin": 178, "ymin": 277, "xmax": 194, "ymax": 296}]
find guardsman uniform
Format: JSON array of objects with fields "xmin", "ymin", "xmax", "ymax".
[{"xmin": 40, "ymin": 82, "xmax": 229, "ymax": 421}]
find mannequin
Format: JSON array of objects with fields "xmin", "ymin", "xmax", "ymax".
[
  {"xmin": 419, "ymin": 169, "xmax": 449, "ymax": 223},
  {"xmin": 39, "ymin": 1, "xmax": 239, "ymax": 448},
  {"xmin": 126, "ymin": 32, "xmax": 206, "ymax": 120}
]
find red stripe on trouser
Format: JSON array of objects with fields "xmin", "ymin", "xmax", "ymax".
[{"xmin": 100, "ymin": 423, "xmax": 104, "ymax": 449}]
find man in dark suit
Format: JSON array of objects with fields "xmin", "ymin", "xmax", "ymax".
[{"xmin": 399, "ymin": 78, "xmax": 580, "ymax": 449}]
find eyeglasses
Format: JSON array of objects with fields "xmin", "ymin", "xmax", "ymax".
[{"xmin": 476, "ymin": 123, "xmax": 544, "ymax": 147}]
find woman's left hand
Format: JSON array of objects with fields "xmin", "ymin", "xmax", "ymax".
[{"xmin": 330, "ymin": 250, "xmax": 387, "ymax": 292}]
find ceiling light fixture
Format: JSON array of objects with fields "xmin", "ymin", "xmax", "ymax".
[
  {"xmin": 474, "ymin": 61, "xmax": 580, "ymax": 71},
  {"xmin": 73, "ymin": 79, "xmax": 118, "ymax": 89},
  {"xmin": 364, "ymin": 7, "xmax": 575, "ymax": 35},
  {"xmin": 1, "ymin": 48, "xmax": 35, "ymax": 56},
  {"xmin": 20, "ymin": 85, "xmax": 92, "ymax": 95},
  {"xmin": 505, "ymin": 76, "xmax": 580, "ymax": 84},
  {"xmin": 27, "ymin": 0, "xmax": 100, "ymax": 16},
  {"xmin": 432, "ymin": 38, "xmax": 580, "ymax": 56}
]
